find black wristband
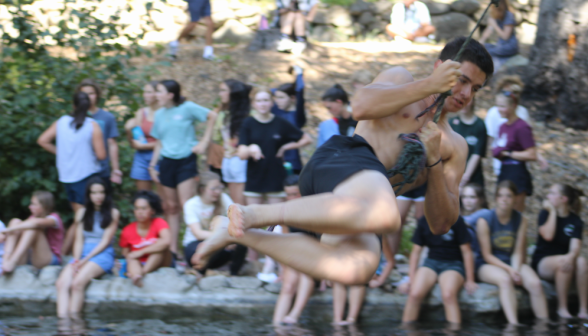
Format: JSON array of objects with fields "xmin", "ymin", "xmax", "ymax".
[{"xmin": 426, "ymin": 158, "xmax": 442, "ymax": 168}]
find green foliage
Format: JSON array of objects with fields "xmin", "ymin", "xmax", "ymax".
[
  {"xmin": 0, "ymin": 0, "xmax": 163, "ymax": 225},
  {"xmin": 399, "ymin": 224, "xmax": 415, "ymax": 256}
]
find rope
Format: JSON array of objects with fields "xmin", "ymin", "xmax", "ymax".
[{"xmin": 388, "ymin": 0, "xmax": 499, "ymax": 194}]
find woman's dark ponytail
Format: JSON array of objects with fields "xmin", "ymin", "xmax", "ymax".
[
  {"xmin": 224, "ymin": 79, "xmax": 252, "ymax": 138},
  {"xmin": 72, "ymin": 92, "xmax": 90, "ymax": 130},
  {"xmin": 559, "ymin": 184, "xmax": 584, "ymax": 214},
  {"xmin": 321, "ymin": 84, "xmax": 349, "ymax": 105},
  {"xmin": 160, "ymin": 79, "xmax": 186, "ymax": 106}
]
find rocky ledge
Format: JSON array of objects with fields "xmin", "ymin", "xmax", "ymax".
[{"xmin": 0, "ymin": 265, "xmax": 571, "ymax": 321}]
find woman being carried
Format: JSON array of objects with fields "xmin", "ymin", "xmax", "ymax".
[{"xmin": 55, "ymin": 177, "xmax": 119, "ymax": 318}]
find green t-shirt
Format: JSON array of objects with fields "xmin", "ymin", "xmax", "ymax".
[
  {"xmin": 151, "ymin": 101, "xmax": 209, "ymax": 159},
  {"xmin": 449, "ymin": 116, "xmax": 487, "ymax": 187}
]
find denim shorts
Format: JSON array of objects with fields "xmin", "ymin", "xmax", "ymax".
[
  {"xmin": 70, "ymin": 243, "xmax": 115, "ymax": 273},
  {"xmin": 423, "ymin": 258, "xmax": 465, "ymax": 278},
  {"xmin": 187, "ymin": 0, "xmax": 211, "ymax": 22},
  {"xmin": 63, "ymin": 174, "xmax": 97, "ymax": 204},
  {"xmin": 221, "ymin": 156, "xmax": 247, "ymax": 183},
  {"xmin": 130, "ymin": 150, "xmax": 159, "ymax": 181}
]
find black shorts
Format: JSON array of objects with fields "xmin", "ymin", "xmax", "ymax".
[
  {"xmin": 498, "ymin": 161, "xmax": 533, "ymax": 196},
  {"xmin": 299, "ymin": 135, "xmax": 387, "ymax": 197},
  {"xmin": 159, "ymin": 154, "xmax": 198, "ymax": 188},
  {"xmin": 289, "ymin": 226, "xmax": 320, "ymax": 240},
  {"xmin": 398, "ymin": 182, "xmax": 427, "ymax": 202}
]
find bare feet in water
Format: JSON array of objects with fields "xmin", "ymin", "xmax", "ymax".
[
  {"xmin": 557, "ymin": 308, "xmax": 573, "ymax": 319},
  {"xmin": 578, "ymin": 310, "xmax": 588, "ymax": 319},
  {"xmin": 281, "ymin": 315, "xmax": 298, "ymax": 325},
  {"xmin": 131, "ymin": 274, "xmax": 143, "ymax": 288},
  {"xmin": 193, "ymin": 217, "xmax": 234, "ymax": 269}
]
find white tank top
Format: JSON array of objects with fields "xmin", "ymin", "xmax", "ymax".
[{"xmin": 56, "ymin": 115, "xmax": 101, "ymax": 183}]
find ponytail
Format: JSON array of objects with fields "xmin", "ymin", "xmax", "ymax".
[
  {"xmin": 72, "ymin": 92, "xmax": 90, "ymax": 130},
  {"xmin": 559, "ymin": 184, "xmax": 584, "ymax": 214},
  {"xmin": 159, "ymin": 80, "xmax": 186, "ymax": 106},
  {"xmin": 321, "ymin": 84, "xmax": 349, "ymax": 105}
]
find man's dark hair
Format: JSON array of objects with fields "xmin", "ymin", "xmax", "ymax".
[
  {"xmin": 284, "ymin": 174, "xmax": 300, "ymax": 187},
  {"xmin": 76, "ymin": 79, "xmax": 102, "ymax": 102},
  {"xmin": 438, "ymin": 37, "xmax": 494, "ymax": 81}
]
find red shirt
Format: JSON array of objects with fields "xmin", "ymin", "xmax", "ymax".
[{"xmin": 119, "ymin": 217, "xmax": 169, "ymax": 262}]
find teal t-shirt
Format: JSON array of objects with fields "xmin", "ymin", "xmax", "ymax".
[{"xmin": 151, "ymin": 101, "xmax": 209, "ymax": 159}]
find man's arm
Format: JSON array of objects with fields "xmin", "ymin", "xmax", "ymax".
[
  {"xmin": 421, "ymin": 124, "xmax": 467, "ymax": 235},
  {"xmin": 351, "ymin": 61, "xmax": 462, "ymax": 121}
]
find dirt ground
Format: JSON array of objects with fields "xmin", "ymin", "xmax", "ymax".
[{"xmin": 135, "ymin": 40, "xmax": 588, "ymax": 251}]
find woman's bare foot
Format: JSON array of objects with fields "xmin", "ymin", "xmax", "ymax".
[
  {"xmin": 228, "ymin": 204, "xmax": 247, "ymax": 238},
  {"xmin": 557, "ymin": 308, "xmax": 573, "ymax": 319},
  {"xmin": 131, "ymin": 274, "xmax": 143, "ymax": 288},
  {"xmin": 193, "ymin": 217, "xmax": 234, "ymax": 269},
  {"xmin": 331, "ymin": 320, "xmax": 353, "ymax": 326},
  {"xmin": 578, "ymin": 310, "xmax": 588, "ymax": 319},
  {"xmin": 281, "ymin": 315, "xmax": 298, "ymax": 325},
  {"xmin": 2, "ymin": 258, "xmax": 16, "ymax": 274}
]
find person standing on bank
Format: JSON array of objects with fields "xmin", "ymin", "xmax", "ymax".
[
  {"xmin": 149, "ymin": 80, "xmax": 217, "ymax": 255},
  {"xmin": 532, "ymin": 184, "xmax": 588, "ymax": 319},
  {"xmin": 55, "ymin": 177, "xmax": 119, "ymax": 318},
  {"xmin": 168, "ymin": 0, "xmax": 216, "ymax": 60}
]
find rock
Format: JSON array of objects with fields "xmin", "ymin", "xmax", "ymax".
[
  {"xmin": 358, "ymin": 11, "xmax": 376, "ymax": 26},
  {"xmin": 190, "ymin": 23, "xmax": 209, "ymax": 37},
  {"xmin": 424, "ymin": 1, "xmax": 452, "ymax": 16},
  {"xmin": 0, "ymin": 265, "xmax": 38, "ymax": 292},
  {"xmin": 239, "ymin": 14, "xmax": 260, "ymax": 28},
  {"xmin": 227, "ymin": 276, "xmax": 263, "ymax": 289},
  {"xmin": 501, "ymin": 55, "xmax": 529, "ymax": 69},
  {"xmin": 141, "ymin": 268, "xmax": 194, "ymax": 293},
  {"xmin": 86, "ymin": 278, "xmax": 112, "ymax": 301},
  {"xmin": 237, "ymin": 260, "xmax": 262, "ymax": 276},
  {"xmin": 431, "ymin": 12, "xmax": 475, "ymax": 41},
  {"xmin": 394, "ymin": 254, "xmax": 408, "ymax": 264},
  {"xmin": 450, "ymin": 0, "xmax": 480, "ymax": 15},
  {"xmin": 349, "ymin": 0, "xmax": 375, "ymax": 16},
  {"xmin": 263, "ymin": 282, "xmax": 282, "ymax": 294},
  {"xmin": 199, "ymin": 275, "xmax": 229, "ymax": 291},
  {"xmin": 38, "ymin": 266, "xmax": 61, "ymax": 286},
  {"xmin": 368, "ymin": 19, "xmax": 388, "ymax": 34},
  {"xmin": 211, "ymin": 8, "xmax": 236, "ymax": 29},
  {"xmin": 212, "ymin": 19, "xmax": 255, "ymax": 44},
  {"xmin": 389, "ymin": 269, "xmax": 402, "ymax": 283},
  {"xmin": 311, "ymin": 5, "xmax": 353, "ymax": 27},
  {"xmin": 234, "ymin": 6, "xmax": 260, "ymax": 19},
  {"xmin": 518, "ymin": 22, "xmax": 537, "ymax": 44},
  {"xmin": 309, "ymin": 25, "xmax": 347, "ymax": 42},
  {"xmin": 374, "ymin": 0, "xmax": 393, "ymax": 15}
]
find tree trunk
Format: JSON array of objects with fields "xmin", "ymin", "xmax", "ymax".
[{"xmin": 522, "ymin": 0, "xmax": 588, "ymax": 129}]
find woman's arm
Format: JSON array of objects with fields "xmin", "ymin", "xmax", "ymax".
[
  {"xmin": 276, "ymin": 133, "xmax": 312, "ymax": 158},
  {"xmin": 507, "ymin": 147, "xmax": 537, "ymax": 162},
  {"xmin": 189, "ymin": 222, "xmax": 213, "ymax": 241},
  {"xmin": 79, "ymin": 209, "xmax": 120, "ymax": 263},
  {"xmin": 489, "ymin": 17, "xmax": 514, "ymax": 41},
  {"xmin": 133, "ymin": 228, "xmax": 171, "ymax": 256},
  {"xmin": 460, "ymin": 154, "xmax": 481, "ymax": 187},
  {"xmin": 2, "ymin": 217, "xmax": 60, "ymax": 234},
  {"xmin": 121, "ymin": 247, "xmax": 130, "ymax": 258},
  {"xmin": 478, "ymin": 23, "xmax": 494, "ymax": 44},
  {"xmin": 477, "ymin": 217, "xmax": 514, "ymax": 272},
  {"xmin": 460, "ymin": 243, "xmax": 478, "ymax": 294},
  {"xmin": 92, "ymin": 122, "xmax": 107, "ymax": 161},
  {"xmin": 37, "ymin": 121, "xmax": 57, "ymax": 155},
  {"xmin": 510, "ymin": 217, "xmax": 528, "ymax": 272},
  {"xmin": 237, "ymin": 144, "xmax": 264, "ymax": 161},
  {"xmin": 72, "ymin": 209, "xmax": 85, "ymax": 261},
  {"xmin": 148, "ymin": 141, "xmax": 162, "ymax": 183},
  {"xmin": 192, "ymin": 110, "xmax": 218, "ymax": 155},
  {"xmin": 538, "ymin": 205, "xmax": 557, "ymax": 241}
]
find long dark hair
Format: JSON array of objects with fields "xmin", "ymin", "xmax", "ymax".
[
  {"xmin": 159, "ymin": 80, "xmax": 186, "ymax": 106},
  {"xmin": 224, "ymin": 79, "xmax": 252, "ymax": 138},
  {"xmin": 82, "ymin": 177, "xmax": 113, "ymax": 231},
  {"xmin": 71, "ymin": 92, "xmax": 91, "ymax": 130},
  {"xmin": 275, "ymin": 82, "xmax": 296, "ymax": 97},
  {"xmin": 321, "ymin": 84, "xmax": 349, "ymax": 104},
  {"xmin": 132, "ymin": 190, "xmax": 164, "ymax": 215},
  {"xmin": 558, "ymin": 184, "xmax": 584, "ymax": 214}
]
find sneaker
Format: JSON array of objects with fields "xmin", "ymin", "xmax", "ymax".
[
  {"xmin": 257, "ymin": 272, "xmax": 278, "ymax": 283},
  {"xmin": 276, "ymin": 38, "xmax": 294, "ymax": 52},
  {"xmin": 203, "ymin": 53, "xmax": 221, "ymax": 62},
  {"xmin": 168, "ymin": 40, "xmax": 179, "ymax": 59},
  {"xmin": 291, "ymin": 41, "xmax": 306, "ymax": 56},
  {"xmin": 414, "ymin": 36, "xmax": 430, "ymax": 43}
]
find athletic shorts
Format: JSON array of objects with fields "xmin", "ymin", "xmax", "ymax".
[
  {"xmin": 423, "ymin": 258, "xmax": 465, "ymax": 278},
  {"xmin": 498, "ymin": 161, "xmax": 533, "ymax": 196},
  {"xmin": 70, "ymin": 243, "xmax": 115, "ymax": 273},
  {"xmin": 187, "ymin": 0, "xmax": 211, "ymax": 22},
  {"xmin": 288, "ymin": 226, "xmax": 320, "ymax": 240},
  {"xmin": 243, "ymin": 191, "xmax": 286, "ymax": 198},
  {"xmin": 130, "ymin": 150, "xmax": 159, "ymax": 181},
  {"xmin": 397, "ymin": 183, "xmax": 427, "ymax": 202},
  {"xmin": 159, "ymin": 154, "xmax": 198, "ymax": 188},
  {"xmin": 63, "ymin": 174, "xmax": 97, "ymax": 204},
  {"xmin": 299, "ymin": 134, "xmax": 387, "ymax": 197},
  {"xmin": 222, "ymin": 156, "xmax": 247, "ymax": 183}
]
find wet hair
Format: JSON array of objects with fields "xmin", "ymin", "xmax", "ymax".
[
  {"xmin": 159, "ymin": 80, "xmax": 186, "ymax": 106},
  {"xmin": 557, "ymin": 184, "xmax": 584, "ymax": 214},
  {"xmin": 496, "ymin": 180, "xmax": 519, "ymax": 197},
  {"xmin": 82, "ymin": 176, "xmax": 113, "ymax": 231},
  {"xmin": 32, "ymin": 191, "xmax": 55, "ymax": 215},
  {"xmin": 224, "ymin": 79, "xmax": 252, "ymax": 138},
  {"xmin": 197, "ymin": 171, "xmax": 224, "ymax": 218},
  {"xmin": 463, "ymin": 183, "xmax": 488, "ymax": 209},
  {"xmin": 274, "ymin": 83, "xmax": 296, "ymax": 97},
  {"xmin": 284, "ymin": 174, "xmax": 300, "ymax": 187},
  {"xmin": 438, "ymin": 36, "xmax": 494, "ymax": 82},
  {"xmin": 132, "ymin": 190, "xmax": 163, "ymax": 215},
  {"xmin": 322, "ymin": 84, "xmax": 349, "ymax": 105},
  {"xmin": 71, "ymin": 92, "xmax": 91, "ymax": 130},
  {"xmin": 76, "ymin": 79, "xmax": 102, "ymax": 102},
  {"xmin": 495, "ymin": 75, "xmax": 524, "ymax": 106}
]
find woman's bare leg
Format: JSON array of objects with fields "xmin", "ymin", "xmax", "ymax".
[
  {"xmin": 332, "ymin": 282, "xmax": 347, "ymax": 325},
  {"xmin": 126, "ymin": 258, "xmax": 143, "ymax": 287},
  {"xmin": 142, "ymin": 251, "xmax": 165, "ymax": 275},
  {"xmin": 174, "ymin": 178, "xmax": 197, "ymax": 254},
  {"xmin": 538, "ymin": 255, "xmax": 573, "ymax": 318},
  {"xmin": 69, "ymin": 262, "xmax": 104, "ymax": 315},
  {"xmin": 478, "ymin": 264, "xmax": 518, "ymax": 324},
  {"xmin": 346, "ymin": 285, "xmax": 366, "ymax": 324},
  {"xmin": 402, "ymin": 266, "xmax": 438, "ymax": 322},
  {"xmin": 135, "ymin": 180, "xmax": 153, "ymax": 191},
  {"xmin": 55, "ymin": 264, "xmax": 75, "ymax": 318},
  {"xmin": 3, "ymin": 219, "xmax": 23, "ymax": 263},
  {"xmin": 438, "ymin": 270, "xmax": 464, "ymax": 324},
  {"xmin": 283, "ymin": 273, "xmax": 314, "ymax": 324},
  {"xmin": 576, "ymin": 256, "xmax": 588, "ymax": 318},
  {"xmin": 273, "ymin": 266, "xmax": 299, "ymax": 325},
  {"xmin": 195, "ymin": 217, "xmax": 380, "ymax": 285},
  {"xmin": 228, "ymin": 171, "xmax": 401, "ymax": 237},
  {"xmin": 520, "ymin": 264, "xmax": 548, "ymax": 319},
  {"xmin": 4, "ymin": 226, "xmax": 52, "ymax": 272},
  {"xmin": 228, "ymin": 183, "xmax": 245, "ymax": 205},
  {"xmin": 61, "ymin": 223, "xmax": 77, "ymax": 257}
]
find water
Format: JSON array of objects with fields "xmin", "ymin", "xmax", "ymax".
[{"xmin": 2, "ymin": 312, "xmax": 588, "ymax": 335}]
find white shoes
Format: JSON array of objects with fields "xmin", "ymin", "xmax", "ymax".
[
  {"xmin": 277, "ymin": 38, "xmax": 295, "ymax": 52},
  {"xmin": 168, "ymin": 40, "xmax": 179, "ymax": 59},
  {"xmin": 257, "ymin": 272, "xmax": 278, "ymax": 283}
]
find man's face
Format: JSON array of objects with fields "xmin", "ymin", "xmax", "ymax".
[{"xmin": 443, "ymin": 61, "xmax": 486, "ymax": 113}]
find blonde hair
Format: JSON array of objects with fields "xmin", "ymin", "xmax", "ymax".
[
  {"xmin": 250, "ymin": 86, "xmax": 272, "ymax": 99},
  {"xmin": 495, "ymin": 75, "xmax": 524, "ymax": 106},
  {"xmin": 32, "ymin": 191, "xmax": 55, "ymax": 215},
  {"xmin": 197, "ymin": 171, "xmax": 224, "ymax": 218}
]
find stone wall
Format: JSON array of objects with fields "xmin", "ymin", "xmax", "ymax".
[
  {"xmin": 0, "ymin": 265, "xmax": 571, "ymax": 320},
  {"xmin": 0, "ymin": 0, "xmax": 539, "ymax": 46}
]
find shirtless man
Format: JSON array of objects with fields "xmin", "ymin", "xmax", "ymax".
[{"xmin": 194, "ymin": 37, "xmax": 494, "ymax": 286}]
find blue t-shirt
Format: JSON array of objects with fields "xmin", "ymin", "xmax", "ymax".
[
  {"xmin": 151, "ymin": 101, "xmax": 210, "ymax": 159},
  {"xmin": 91, "ymin": 108, "xmax": 119, "ymax": 176},
  {"xmin": 317, "ymin": 119, "xmax": 339, "ymax": 148}
]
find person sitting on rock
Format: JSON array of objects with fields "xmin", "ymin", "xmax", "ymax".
[
  {"xmin": 400, "ymin": 215, "xmax": 477, "ymax": 324},
  {"xmin": 532, "ymin": 183, "xmax": 588, "ymax": 319},
  {"xmin": 386, "ymin": 0, "xmax": 436, "ymax": 43},
  {"xmin": 55, "ymin": 177, "xmax": 119, "ymax": 318},
  {"xmin": 276, "ymin": 0, "xmax": 319, "ymax": 55},
  {"xmin": 475, "ymin": 180, "xmax": 548, "ymax": 325},
  {"xmin": 183, "ymin": 172, "xmax": 247, "ymax": 277},
  {"xmin": 478, "ymin": 0, "xmax": 518, "ymax": 72},
  {"xmin": 1, "ymin": 191, "xmax": 64, "ymax": 274},
  {"xmin": 120, "ymin": 190, "xmax": 172, "ymax": 287}
]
